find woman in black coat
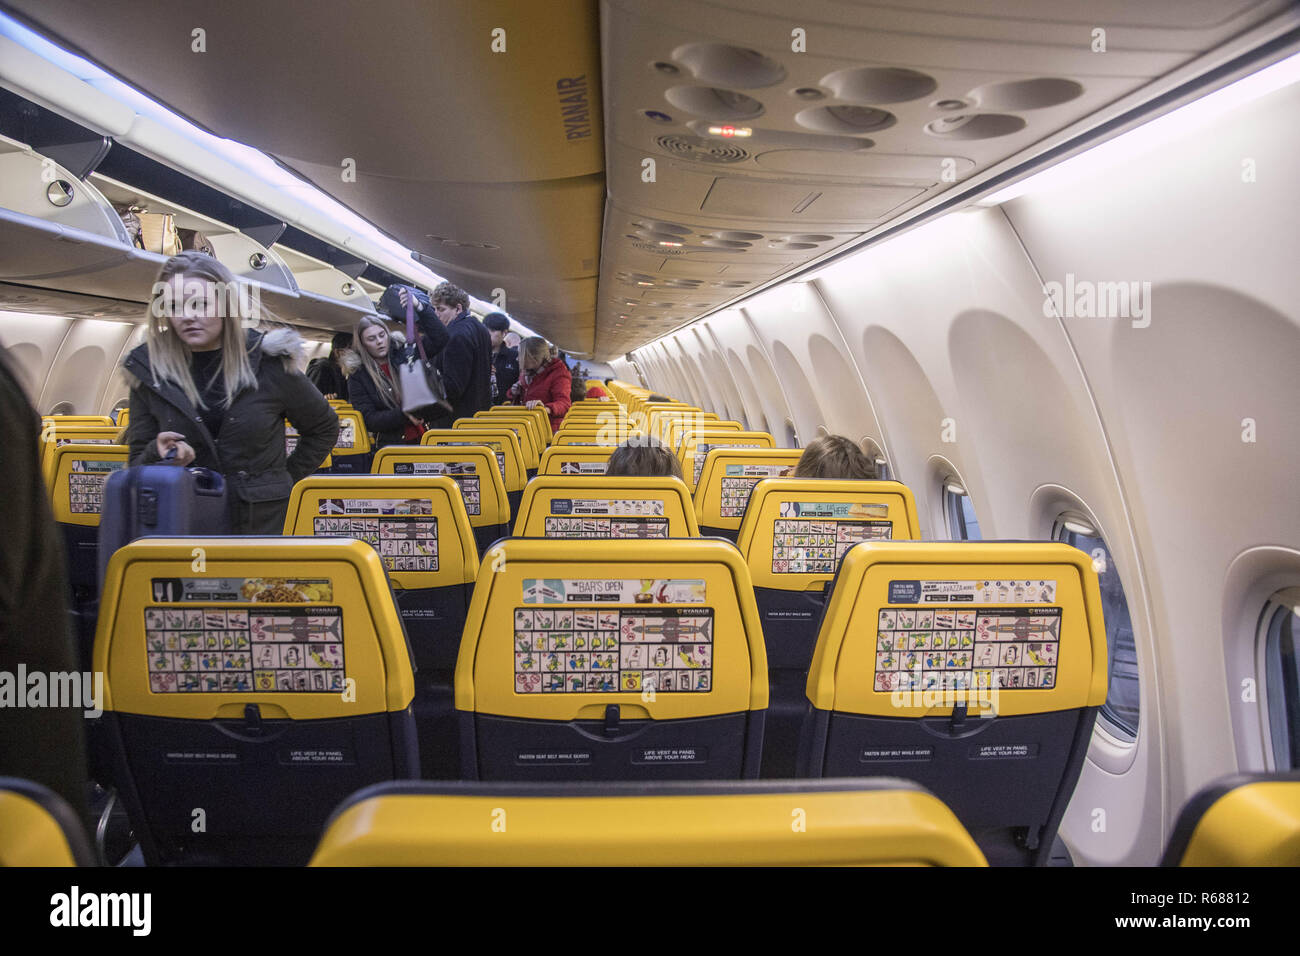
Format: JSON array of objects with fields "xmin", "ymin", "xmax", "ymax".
[
  {"xmin": 346, "ymin": 294, "xmax": 448, "ymax": 447},
  {"xmin": 123, "ymin": 252, "xmax": 339, "ymax": 534}
]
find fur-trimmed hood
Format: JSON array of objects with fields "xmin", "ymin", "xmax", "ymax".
[
  {"xmin": 258, "ymin": 327, "xmax": 306, "ymax": 360},
  {"xmin": 339, "ymin": 330, "xmax": 405, "ymax": 376},
  {"xmin": 122, "ymin": 327, "xmax": 307, "ymax": 389}
]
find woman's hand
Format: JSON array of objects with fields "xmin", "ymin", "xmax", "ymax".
[
  {"xmin": 155, "ymin": 431, "xmax": 195, "ymax": 466},
  {"xmin": 525, "ymin": 400, "xmax": 543, "ymax": 410},
  {"xmin": 406, "ymin": 413, "xmax": 424, "ymax": 427}
]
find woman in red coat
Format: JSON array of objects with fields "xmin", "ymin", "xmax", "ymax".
[{"xmin": 508, "ymin": 336, "xmax": 571, "ymax": 431}]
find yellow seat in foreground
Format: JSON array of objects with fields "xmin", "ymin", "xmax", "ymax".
[
  {"xmin": 1162, "ymin": 771, "xmax": 1300, "ymax": 866},
  {"xmin": 310, "ymin": 778, "xmax": 987, "ymax": 866},
  {"xmin": 0, "ymin": 778, "xmax": 95, "ymax": 866}
]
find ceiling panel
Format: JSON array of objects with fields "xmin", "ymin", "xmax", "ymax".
[{"xmin": 595, "ymin": 0, "xmax": 1293, "ymax": 358}]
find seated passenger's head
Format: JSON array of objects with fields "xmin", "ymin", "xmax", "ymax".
[
  {"xmin": 792, "ymin": 435, "xmax": 879, "ymax": 480},
  {"xmin": 605, "ymin": 438, "xmax": 682, "ymax": 480},
  {"xmin": 571, "ymin": 379, "xmax": 588, "ymax": 403},
  {"xmin": 430, "ymin": 282, "xmax": 470, "ymax": 324}
]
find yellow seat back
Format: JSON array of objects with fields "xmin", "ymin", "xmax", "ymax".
[
  {"xmin": 538, "ymin": 445, "xmax": 617, "ymax": 476},
  {"xmin": 455, "ymin": 537, "xmax": 768, "ymax": 779},
  {"xmin": 39, "ymin": 425, "xmax": 122, "ymax": 489},
  {"xmin": 694, "ymin": 447, "xmax": 803, "ymax": 536},
  {"xmin": 46, "ymin": 443, "xmax": 129, "ymax": 515},
  {"xmin": 513, "ymin": 476, "xmax": 699, "ymax": 538},
  {"xmin": 801, "ymin": 540, "xmax": 1109, "ymax": 865},
  {"xmin": 679, "ymin": 429, "xmax": 776, "ymax": 493},
  {"xmin": 488, "ymin": 405, "xmax": 551, "ymax": 441},
  {"xmin": 454, "ymin": 418, "xmax": 539, "ymax": 470},
  {"xmin": 476, "ymin": 409, "xmax": 548, "ymax": 450},
  {"xmin": 42, "ymin": 414, "xmax": 114, "ymax": 426},
  {"xmin": 95, "ymin": 536, "xmax": 419, "ymax": 864},
  {"xmin": 422, "ymin": 429, "xmax": 527, "ymax": 499},
  {"xmin": 552, "ymin": 429, "xmax": 624, "ymax": 447},
  {"xmin": 738, "ymin": 479, "xmax": 921, "ymax": 593},
  {"xmin": 283, "ymin": 475, "xmax": 477, "ymax": 589},
  {"xmin": 667, "ymin": 419, "xmax": 742, "ymax": 456},
  {"xmin": 332, "ymin": 408, "xmax": 371, "ymax": 457},
  {"xmin": 286, "ymin": 423, "xmax": 332, "ymax": 470},
  {"xmin": 371, "ymin": 445, "xmax": 510, "ymax": 532}
]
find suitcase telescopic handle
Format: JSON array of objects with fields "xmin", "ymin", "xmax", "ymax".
[{"xmin": 187, "ymin": 467, "xmax": 226, "ymax": 496}]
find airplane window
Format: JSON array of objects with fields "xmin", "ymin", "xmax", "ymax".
[
  {"xmin": 1262, "ymin": 593, "xmax": 1300, "ymax": 769},
  {"xmin": 47, "ymin": 401, "xmax": 75, "ymax": 415},
  {"xmin": 1056, "ymin": 518, "xmax": 1140, "ymax": 740},
  {"xmin": 943, "ymin": 480, "xmax": 981, "ymax": 540}
]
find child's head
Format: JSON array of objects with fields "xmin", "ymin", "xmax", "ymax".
[{"xmin": 792, "ymin": 435, "xmax": 879, "ymax": 480}]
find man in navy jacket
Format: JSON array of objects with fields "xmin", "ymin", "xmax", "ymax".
[
  {"xmin": 483, "ymin": 312, "xmax": 520, "ymax": 405},
  {"xmin": 430, "ymin": 282, "xmax": 494, "ymax": 422}
]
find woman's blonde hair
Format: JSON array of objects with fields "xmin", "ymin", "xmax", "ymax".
[
  {"xmin": 352, "ymin": 313, "xmax": 402, "ymax": 410},
  {"xmin": 519, "ymin": 336, "xmax": 552, "ymax": 369},
  {"xmin": 144, "ymin": 251, "xmax": 259, "ymax": 409}
]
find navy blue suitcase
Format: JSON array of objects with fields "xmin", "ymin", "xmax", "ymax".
[{"xmin": 97, "ymin": 465, "xmax": 230, "ymax": 593}]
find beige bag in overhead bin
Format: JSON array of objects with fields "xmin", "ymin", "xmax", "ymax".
[{"xmin": 137, "ymin": 211, "xmax": 182, "ymax": 256}]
